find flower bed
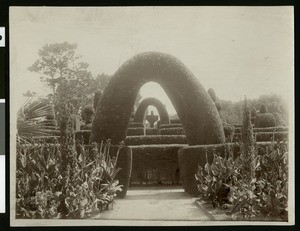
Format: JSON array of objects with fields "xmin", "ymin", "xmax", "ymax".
[{"xmin": 16, "ymin": 140, "xmax": 125, "ymax": 219}]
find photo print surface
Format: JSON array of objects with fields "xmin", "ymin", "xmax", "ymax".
[{"xmin": 9, "ymin": 6, "xmax": 294, "ymax": 226}]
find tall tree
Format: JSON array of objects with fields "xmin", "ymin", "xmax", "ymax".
[{"xmin": 28, "ymin": 42, "xmax": 96, "ymax": 111}]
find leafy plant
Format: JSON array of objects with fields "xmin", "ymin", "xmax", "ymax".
[{"xmin": 16, "ymin": 139, "xmax": 123, "ymax": 219}]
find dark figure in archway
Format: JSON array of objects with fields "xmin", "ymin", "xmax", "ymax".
[{"xmin": 133, "ymin": 97, "xmax": 170, "ymax": 125}]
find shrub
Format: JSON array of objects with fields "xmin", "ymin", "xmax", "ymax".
[
  {"xmin": 126, "ymin": 128, "xmax": 145, "ymax": 136},
  {"xmin": 81, "ymin": 105, "xmax": 94, "ymax": 125},
  {"xmin": 75, "ymin": 130, "xmax": 91, "ymax": 144},
  {"xmin": 195, "ymin": 140, "xmax": 288, "ymax": 221},
  {"xmin": 235, "ymin": 127, "xmax": 288, "ymax": 134},
  {"xmin": 93, "ymin": 90, "xmax": 103, "ymax": 111},
  {"xmin": 208, "ymin": 88, "xmax": 217, "ymax": 103},
  {"xmin": 16, "ymin": 140, "xmax": 123, "ymax": 219},
  {"xmin": 259, "ymin": 104, "xmax": 267, "ymax": 114},
  {"xmin": 125, "ymin": 135, "xmax": 187, "ymax": 146},
  {"xmin": 223, "ymin": 125, "xmax": 235, "ymax": 141},
  {"xmin": 255, "ymin": 113, "xmax": 276, "ymax": 128},
  {"xmin": 159, "ymin": 128, "xmax": 185, "ymax": 135}
]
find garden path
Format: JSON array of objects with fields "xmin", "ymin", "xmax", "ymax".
[{"xmin": 93, "ymin": 186, "xmax": 213, "ymax": 225}]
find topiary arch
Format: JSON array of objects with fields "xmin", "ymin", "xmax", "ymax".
[
  {"xmin": 90, "ymin": 52, "xmax": 225, "ymax": 145},
  {"xmin": 133, "ymin": 97, "xmax": 170, "ymax": 125}
]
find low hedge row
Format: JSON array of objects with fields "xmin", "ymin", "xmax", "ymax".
[
  {"xmin": 234, "ymin": 126, "xmax": 288, "ymax": 134},
  {"xmin": 170, "ymin": 119, "xmax": 181, "ymax": 124},
  {"xmin": 126, "ymin": 128, "xmax": 145, "ymax": 136},
  {"xmin": 145, "ymin": 128, "xmax": 158, "ymax": 136},
  {"xmin": 130, "ymin": 144, "xmax": 186, "ymax": 185},
  {"xmin": 159, "ymin": 123, "xmax": 182, "ymax": 129},
  {"xmin": 128, "ymin": 122, "xmax": 144, "ymax": 128},
  {"xmin": 124, "ymin": 135, "xmax": 187, "ymax": 146},
  {"xmin": 233, "ymin": 132, "xmax": 288, "ymax": 142},
  {"xmin": 159, "ymin": 128, "xmax": 185, "ymax": 135},
  {"xmin": 178, "ymin": 141, "xmax": 288, "ymax": 195}
]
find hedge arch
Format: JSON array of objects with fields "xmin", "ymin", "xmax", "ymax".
[
  {"xmin": 90, "ymin": 52, "xmax": 225, "ymax": 145},
  {"xmin": 133, "ymin": 97, "xmax": 170, "ymax": 125}
]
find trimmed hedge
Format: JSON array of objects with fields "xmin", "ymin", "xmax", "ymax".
[
  {"xmin": 128, "ymin": 122, "xmax": 144, "ymax": 128},
  {"xmin": 178, "ymin": 141, "xmax": 288, "ymax": 195},
  {"xmin": 255, "ymin": 132, "xmax": 288, "ymax": 142},
  {"xmin": 159, "ymin": 123, "xmax": 182, "ymax": 129},
  {"xmin": 255, "ymin": 113, "xmax": 276, "ymax": 128},
  {"xmin": 170, "ymin": 119, "xmax": 181, "ymax": 124},
  {"xmin": 125, "ymin": 135, "xmax": 187, "ymax": 146},
  {"xmin": 90, "ymin": 52, "xmax": 225, "ymax": 145},
  {"xmin": 145, "ymin": 128, "xmax": 158, "ymax": 136},
  {"xmin": 159, "ymin": 127, "xmax": 185, "ymax": 135},
  {"xmin": 234, "ymin": 126, "xmax": 288, "ymax": 134},
  {"xmin": 126, "ymin": 128, "xmax": 145, "ymax": 136},
  {"xmin": 233, "ymin": 132, "xmax": 288, "ymax": 142},
  {"xmin": 133, "ymin": 97, "xmax": 170, "ymax": 124},
  {"xmin": 75, "ymin": 130, "xmax": 91, "ymax": 144},
  {"xmin": 130, "ymin": 144, "xmax": 187, "ymax": 185}
]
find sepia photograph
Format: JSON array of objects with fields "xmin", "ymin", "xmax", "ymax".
[{"xmin": 9, "ymin": 6, "xmax": 294, "ymax": 226}]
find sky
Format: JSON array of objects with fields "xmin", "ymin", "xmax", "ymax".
[{"xmin": 10, "ymin": 6, "xmax": 294, "ymax": 116}]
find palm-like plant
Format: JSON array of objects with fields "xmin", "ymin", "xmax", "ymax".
[{"xmin": 17, "ymin": 97, "xmax": 59, "ymax": 140}]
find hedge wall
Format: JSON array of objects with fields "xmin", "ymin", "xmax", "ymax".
[
  {"xmin": 170, "ymin": 119, "xmax": 181, "ymax": 124},
  {"xmin": 159, "ymin": 127, "xmax": 185, "ymax": 135},
  {"xmin": 233, "ymin": 132, "xmax": 288, "ymax": 142},
  {"xmin": 125, "ymin": 135, "xmax": 187, "ymax": 146},
  {"xmin": 145, "ymin": 128, "xmax": 158, "ymax": 136},
  {"xmin": 178, "ymin": 141, "xmax": 288, "ymax": 195},
  {"xmin": 159, "ymin": 123, "xmax": 182, "ymax": 129},
  {"xmin": 255, "ymin": 113, "xmax": 276, "ymax": 128},
  {"xmin": 126, "ymin": 128, "xmax": 145, "ymax": 136},
  {"xmin": 128, "ymin": 122, "xmax": 144, "ymax": 128},
  {"xmin": 234, "ymin": 126, "xmax": 288, "ymax": 134},
  {"xmin": 255, "ymin": 132, "xmax": 288, "ymax": 142},
  {"xmin": 130, "ymin": 144, "xmax": 187, "ymax": 185}
]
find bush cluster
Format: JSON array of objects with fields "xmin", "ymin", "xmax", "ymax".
[
  {"xmin": 195, "ymin": 140, "xmax": 288, "ymax": 221},
  {"xmin": 255, "ymin": 114, "xmax": 276, "ymax": 128},
  {"xmin": 233, "ymin": 132, "xmax": 288, "ymax": 143},
  {"xmin": 16, "ymin": 140, "xmax": 123, "ymax": 219}
]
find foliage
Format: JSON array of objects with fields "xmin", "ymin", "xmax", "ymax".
[
  {"xmin": 241, "ymin": 98, "xmax": 255, "ymax": 183},
  {"xmin": 259, "ymin": 104, "xmax": 267, "ymax": 114},
  {"xmin": 195, "ymin": 149, "xmax": 234, "ymax": 208},
  {"xmin": 255, "ymin": 113, "xmax": 276, "ymax": 128},
  {"xmin": 223, "ymin": 125, "xmax": 235, "ymax": 142},
  {"xmin": 219, "ymin": 94, "xmax": 288, "ymax": 126},
  {"xmin": 16, "ymin": 140, "xmax": 123, "ymax": 219},
  {"xmin": 81, "ymin": 105, "xmax": 94, "ymax": 125},
  {"xmin": 251, "ymin": 108, "xmax": 258, "ymax": 118},
  {"xmin": 28, "ymin": 42, "xmax": 110, "ymax": 113},
  {"xmin": 17, "ymin": 97, "xmax": 58, "ymax": 140},
  {"xmin": 93, "ymin": 90, "xmax": 103, "ymax": 111},
  {"xmin": 159, "ymin": 127, "xmax": 185, "ymax": 135},
  {"xmin": 208, "ymin": 88, "xmax": 217, "ymax": 103}
]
